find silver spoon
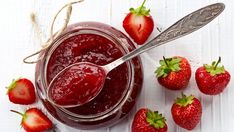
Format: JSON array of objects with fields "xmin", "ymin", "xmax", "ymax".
[{"xmin": 47, "ymin": 3, "xmax": 225, "ymax": 108}]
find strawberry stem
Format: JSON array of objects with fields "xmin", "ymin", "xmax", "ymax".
[
  {"xmin": 138, "ymin": 0, "xmax": 147, "ymax": 13},
  {"xmin": 163, "ymin": 56, "xmax": 169, "ymax": 67},
  {"xmin": 10, "ymin": 110, "xmax": 24, "ymax": 117},
  {"xmin": 214, "ymin": 56, "xmax": 221, "ymax": 70}
]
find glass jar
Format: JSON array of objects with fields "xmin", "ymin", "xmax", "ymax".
[{"xmin": 35, "ymin": 22, "xmax": 143, "ymax": 129}]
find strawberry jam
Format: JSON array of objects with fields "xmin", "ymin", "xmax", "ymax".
[
  {"xmin": 48, "ymin": 62, "xmax": 106, "ymax": 106},
  {"xmin": 35, "ymin": 22, "xmax": 143, "ymax": 129},
  {"xmin": 47, "ymin": 33, "xmax": 130, "ymax": 115}
]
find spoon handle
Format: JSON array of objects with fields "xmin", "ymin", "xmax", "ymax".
[{"xmin": 104, "ymin": 3, "xmax": 225, "ymax": 72}]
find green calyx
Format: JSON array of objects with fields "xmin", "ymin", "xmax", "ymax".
[
  {"xmin": 10, "ymin": 110, "xmax": 27, "ymax": 124},
  {"xmin": 175, "ymin": 93, "xmax": 194, "ymax": 107},
  {"xmin": 146, "ymin": 110, "xmax": 166, "ymax": 129},
  {"xmin": 155, "ymin": 56, "xmax": 182, "ymax": 78},
  {"xmin": 7, "ymin": 78, "xmax": 20, "ymax": 93},
  {"xmin": 129, "ymin": 0, "xmax": 150, "ymax": 16},
  {"xmin": 204, "ymin": 56, "xmax": 225, "ymax": 76}
]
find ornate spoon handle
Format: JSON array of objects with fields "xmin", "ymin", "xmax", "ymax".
[
  {"xmin": 104, "ymin": 3, "xmax": 225, "ymax": 71},
  {"xmin": 151, "ymin": 3, "xmax": 224, "ymax": 45}
]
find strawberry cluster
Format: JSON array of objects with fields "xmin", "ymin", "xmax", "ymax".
[
  {"xmin": 6, "ymin": 78, "xmax": 53, "ymax": 131},
  {"xmin": 131, "ymin": 56, "xmax": 230, "ymax": 132},
  {"xmin": 124, "ymin": 1, "xmax": 230, "ymax": 131}
]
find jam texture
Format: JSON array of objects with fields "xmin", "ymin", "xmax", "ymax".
[{"xmin": 49, "ymin": 62, "xmax": 106, "ymax": 106}]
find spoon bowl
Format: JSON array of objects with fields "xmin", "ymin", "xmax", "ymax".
[{"xmin": 47, "ymin": 62, "xmax": 107, "ymax": 108}]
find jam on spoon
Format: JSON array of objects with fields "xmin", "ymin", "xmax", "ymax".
[
  {"xmin": 47, "ymin": 62, "xmax": 106, "ymax": 107},
  {"xmin": 47, "ymin": 3, "xmax": 225, "ymax": 108}
]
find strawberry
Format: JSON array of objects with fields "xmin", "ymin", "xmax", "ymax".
[
  {"xmin": 123, "ymin": 0, "xmax": 154, "ymax": 45},
  {"xmin": 171, "ymin": 93, "xmax": 202, "ymax": 130},
  {"xmin": 7, "ymin": 78, "xmax": 36, "ymax": 104},
  {"xmin": 11, "ymin": 108, "xmax": 53, "ymax": 132},
  {"xmin": 155, "ymin": 56, "xmax": 191, "ymax": 90},
  {"xmin": 195, "ymin": 57, "xmax": 231, "ymax": 95},
  {"xmin": 132, "ymin": 108, "xmax": 167, "ymax": 132}
]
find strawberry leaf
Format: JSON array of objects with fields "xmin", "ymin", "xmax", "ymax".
[
  {"xmin": 155, "ymin": 57, "xmax": 182, "ymax": 78},
  {"xmin": 211, "ymin": 61, "xmax": 216, "ymax": 66},
  {"xmin": 155, "ymin": 67, "xmax": 165, "ymax": 78},
  {"xmin": 175, "ymin": 93, "xmax": 194, "ymax": 107},
  {"xmin": 204, "ymin": 57, "xmax": 225, "ymax": 76},
  {"xmin": 146, "ymin": 110, "xmax": 166, "ymax": 129},
  {"xmin": 7, "ymin": 78, "xmax": 20, "ymax": 93},
  {"xmin": 129, "ymin": 0, "xmax": 150, "ymax": 16}
]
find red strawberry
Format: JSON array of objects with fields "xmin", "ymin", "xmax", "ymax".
[
  {"xmin": 155, "ymin": 56, "xmax": 191, "ymax": 90},
  {"xmin": 7, "ymin": 78, "xmax": 36, "ymax": 104},
  {"xmin": 123, "ymin": 0, "xmax": 154, "ymax": 45},
  {"xmin": 132, "ymin": 108, "xmax": 167, "ymax": 132},
  {"xmin": 11, "ymin": 108, "xmax": 53, "ymax": 132},
  {"xmin": 171, "ymin": 93, "xmax": 202, "ymax": 130},
  {"xmin": 195, "ymin": 57, "xmax": 231, "ymax": 95}
]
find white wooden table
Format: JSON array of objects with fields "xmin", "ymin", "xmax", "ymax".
[{"xmin": 0, "ymin": 0, "xmax": 234, "ymax": 132}]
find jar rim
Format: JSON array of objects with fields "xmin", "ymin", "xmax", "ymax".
[{"xmin": 39, "ymin": 22, "xmax": 137, "ymax": 121}]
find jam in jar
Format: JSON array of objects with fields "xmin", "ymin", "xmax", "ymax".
[{"xmin": 35, "ymin": 22, "xmax": 143, "ymax": 129}]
